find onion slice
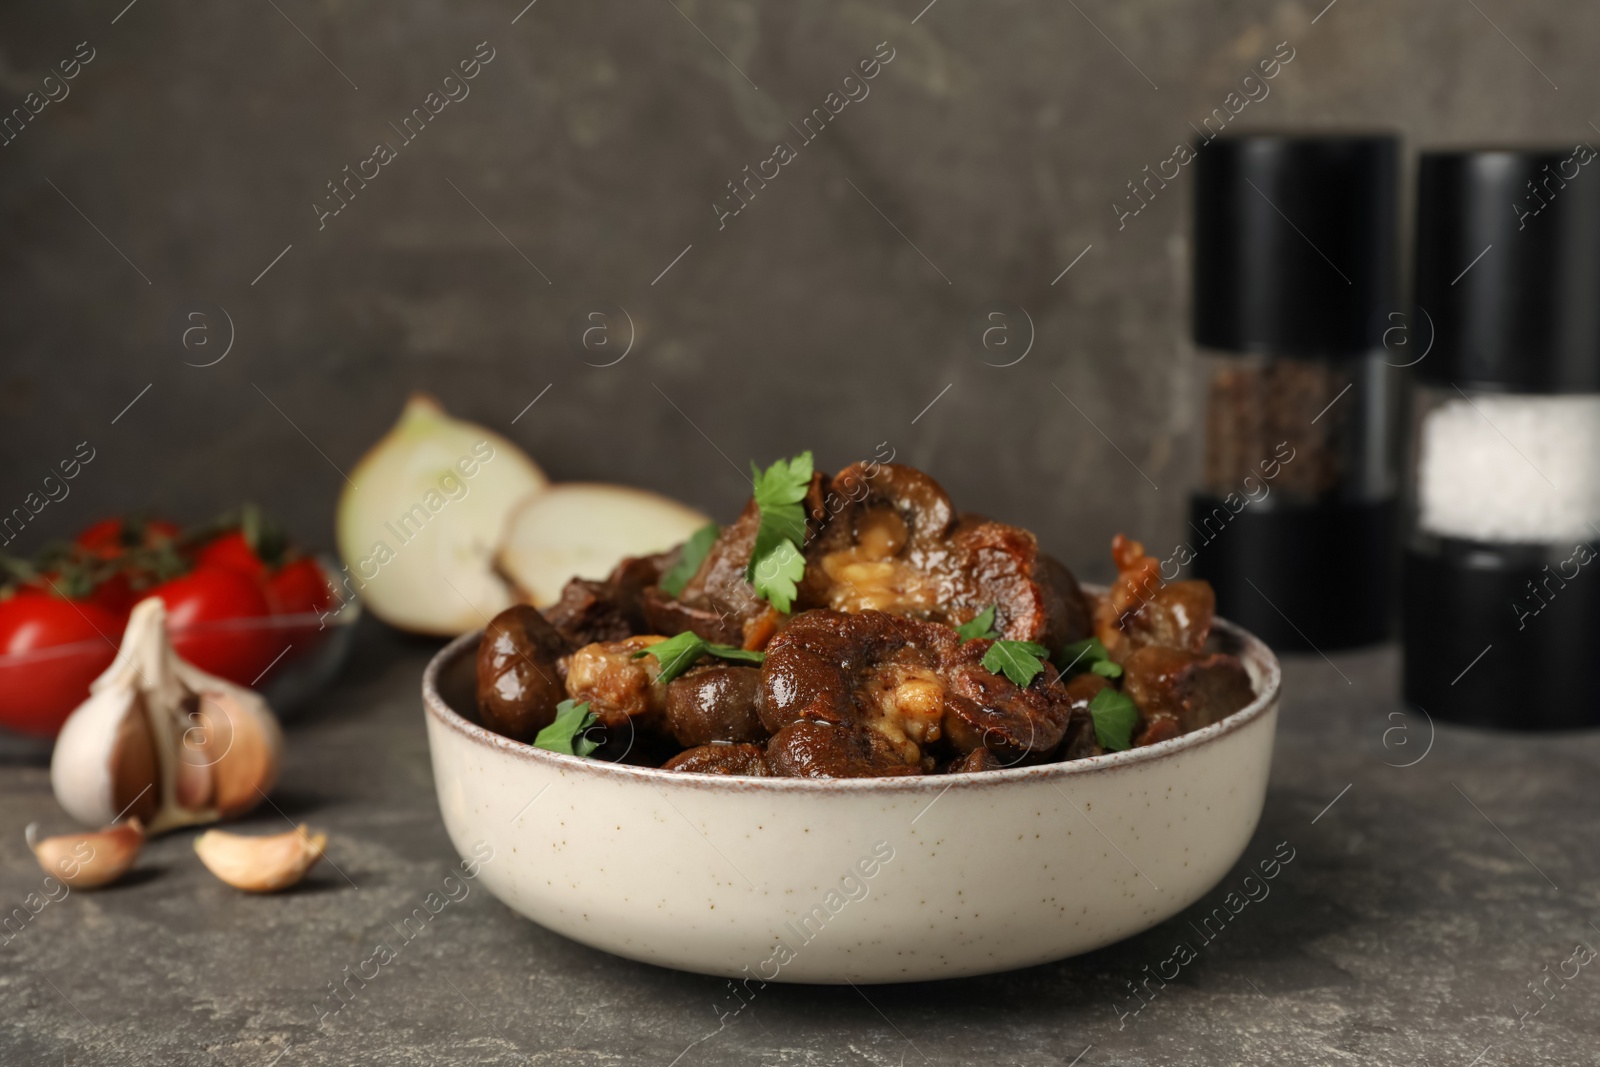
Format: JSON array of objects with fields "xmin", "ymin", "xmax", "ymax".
[
  {"xmin": 336, "ymin": 393, "xmax": 549, "ymax": 635},
  {"xmin": 496, "ymin": 483, "xmax": 711, "ymax": 607}
]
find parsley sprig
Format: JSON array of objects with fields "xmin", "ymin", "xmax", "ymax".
[
  {"xmin": 1056, "ymin": 636, "xmax": 1123, "ymax": 680},
  {"xmin": 1087, "ymin": 688, "xmax": 1138, "ymax": 751},
  {"xmin": 659, "ymin": 522, "xmax": 719, "ymax": 597},
  {"xmin": 955, "ymin": 605, "xmax": 999, "ymax": 641},
  {"xmin": 533, "ymin": 699, "xmax": 600, "ymax": 757},
  {"xmin": 746, "ymin": 452, "xmax": 813, "ymax": 613},
  {"xmin": 632, "ymin": 631, "xmax": 765, "ymax": 684},
  {"xmin": 980, "ymin": 639, "xmax": 1052, "ymax": 687}
]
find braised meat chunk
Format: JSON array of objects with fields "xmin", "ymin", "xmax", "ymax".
[
  {"xmin": 759, "ymin": 611, "xmax": 955, "ymax": 760},
  {"xmin": 1122, "ymin": 645, "xmax": 1255, "ymax": 737},
  {"xmin": 765, "ymin": 720, "xmax": 920, "ymax": 778},
  {"xmin": 760, "ymin": 610, "xmax": 1074, "ymax": 771},
  {"xmin": 564, "ymin": 636, "xmax": 668, "ymax": 736},
  {"xmin": 664, "ymin": 742, "xmax": 773, "ymax": 776},
  {"xmin": 543, "ymin": 579, "xmax": 635, "ymax": 646},
  {"xmin": 664, "ymin": 664, "xmax": 767, "ymax": 747},
  {"xmin": 940, "ymin": 636, "xmax": 1075, "ymax": 764},
  {"xmin": 1094, "ymin": 534, "xmax": 1215, "ymax": 659},
  {"xmin": 476, "ymin": 605, "xmax": 569, "ymax": 743},
  {"xmin": 1085, "ymin": 535, "xmax": 1254, "ymax": 746},
  {"xmin": 544, "ymin": 553, "xmax": 669, "ymax": 647},
  {"xmin": 798, "ymin": 463, "xmax": 1093, "ymax": 652}
]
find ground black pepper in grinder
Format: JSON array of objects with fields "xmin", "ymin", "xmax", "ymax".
[{"xmin": 1188, "ymin": 133, "xmax": 1401, "ymax": 651}]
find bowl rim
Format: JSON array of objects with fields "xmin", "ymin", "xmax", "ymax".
[{"xmin": 421, "ymin": 611, "xmax": 1282, "ymax": 794}]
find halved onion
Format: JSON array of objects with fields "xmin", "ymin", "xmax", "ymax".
[
  {"xmin": 496, "ymin": 484, "xmax": 711, "ymax": 607},
  {"xmin": 336, "ymin": 394, "xmax": 548, "ymax": 635}
]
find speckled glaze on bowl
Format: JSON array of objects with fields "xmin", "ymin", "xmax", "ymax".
[{"xmin": 422, "ymin": 615, "xmax": 1280, "ymax": 984}]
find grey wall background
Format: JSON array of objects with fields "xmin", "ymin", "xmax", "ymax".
[{"xmin": 0, "ymin": 0, "xmax": 1592, "ymax": 584}]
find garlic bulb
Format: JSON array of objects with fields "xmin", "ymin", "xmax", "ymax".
[
  {"xmin": 50, "ymin": 598, "xmax": 283, "ymax": 835},
  {"xmin": 336, "ymin": 392, "xmax": 550, "ymax": 636}
]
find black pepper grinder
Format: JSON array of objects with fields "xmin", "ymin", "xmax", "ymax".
[
  {"xmin": 1188, "ymin": 133, "xmax": 1402, "ymax": 651},
  {"xmin": 1402, "ymin": 148, "xmax": 1600, "ymax": 730}
]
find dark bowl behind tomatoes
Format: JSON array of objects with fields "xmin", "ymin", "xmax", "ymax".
[{"xmin": 0, "ymin": 561, "xmax": 361, "ymax": 738}]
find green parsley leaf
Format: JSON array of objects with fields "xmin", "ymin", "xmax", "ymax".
[
  {"xmin": 980, "ymin": 639, "xmax": 1052, "ymax": 687},
  {"xmin": 705, "ymin": 643, "xmax": 765, "ymax": 666},
  {"xmin": 1088, "ymin": 687, "xmax": 1139, "ymax": 752},
  {"xmin": 533, "ymin": 699, "xmax": 600, "ymax": 757},
  {"xmin": 955, "ymin": 605, "xmax": 999, "ymax": 641},
  {"xmin": 749, "ymin": 538, "xmax": 805, "ymax": 613},
  {"xmin": 746, "ymin": 452, "xmax": 813, "ymax": 611},
  {"xmin": 659, "ymin": 522, "xmax": 720, "ymax": 597},
  {"xmin": 748, "ymin": 452, "xmax": 813, "ymax": 555},
  {"xmin": 633, "ymin": 631, "xmax": 765, "ymax": 684},
  {"xmin": 633, "ymin": 632, "xmax": 706, "ymax": 682},
  {"xmin": 751, "ymin": 450, "xmax": 814, "ymax": 508},
  {"xmin": 1057, "ymin": 636, "xmax": 1122, "ymax": 679}
]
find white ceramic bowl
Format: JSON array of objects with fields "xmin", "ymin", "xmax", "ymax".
[{"xmin": 422, "ymin": 616, "xmax": 1280, "ymax": 984}]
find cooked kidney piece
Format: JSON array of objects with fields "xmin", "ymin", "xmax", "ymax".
[
  {"xmin": 476, "ymin": 459, "xmax": 1256, "ymax": 776},
  {"xmin": 800, "ymin": 462, "xmax": 1093, "ymax": 651},
  {"xmin": 760, "ymin": 610, "xmax": 1075, "ymax": 769},
  {"xmin": 476, "ymin": 605, "xmax": 568, "ymax": 743}
]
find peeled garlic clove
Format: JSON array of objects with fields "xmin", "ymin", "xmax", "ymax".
[
  {"xmin": 26, "ymin": 819, "xmax": 145, "ymax": 889},
  {"xmin": 51, "ymin": 599, "xmax": 282, "ymax": 835},
  {"xmin": 193, "ymin": 825, "xmax": 327, "ymax": 893},
  {"xmin": 336, "ymin": 392, "xmax": 550, "ymax": 636}
]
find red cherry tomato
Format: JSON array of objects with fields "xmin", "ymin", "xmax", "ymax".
[
  {"xmin": 88, "ymin": 572, "xmax": 138, "ymax": 619},
  {"xmin": 0, "ymin": 594, "xmax": 121, "ymax": 737},
  {"xmin": 195, "ymin": 531, "xmax": 268, "ymax": 582},
  {"xmin": 268, "ymin": 558, "xmax": 336, "ymax": 617},
  {"xmin": 21, "ymin": 570, "xmax": 135, "ymax": 624},
  {"xmin": 76, "ymin": 517, "xmax": 180, "ymax": 559},
  {"xmin": 152, "ymin": 568, "xmax": 278, "ymax": 685},
  {"xmin": 264, "ymin": 558, "xmax": 338, "ymax": 667}
]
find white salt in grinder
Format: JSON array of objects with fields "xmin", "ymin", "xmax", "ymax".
[{"xmin": 1403, "ymin": 147, "xmax": 1600, "ymax": 729}]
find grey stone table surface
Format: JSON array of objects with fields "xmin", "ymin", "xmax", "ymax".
[{"xmin": 2, "ymin": 623, "xmax": 1596, "ymax": 1067}]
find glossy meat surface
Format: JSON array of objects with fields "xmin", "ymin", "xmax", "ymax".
[
  {"xmin": 475, "ymin": 605, "xmax": 569, "ymax": 743},
  {"xmin": 761, "ymin": 609, "xmax": 1073, "ymax": 770},
  {"xmin": 564, "ymin": 636, "xmax": 667, "ymax": 734},
  {"xmin": 765, "ymin": 720, "xmax": 920, "ymax": 778},
  {"xmin": 1094, "ymin": 534, "xmax": 1216, "ymax": 659},
  {"xmin": 544, "ymin": 553, "xmax": 668, "ymax": 647},
  {"xmin": 664, "ymin": 664, "xmax": 767, "ymax": 747},
  {"xmin": 1122, "ymin": 645, "xmax": 1256, "ymax": 735},
  {"xmin": 663, "ymin": 742, "xmax": 772, "ymax": 775},
  {"xmin": 798, "ymin": 463, "xmax": 1092, "ymax": 651},
  {"xmin": 543, "ymin": 578, "xmax": 635, "ymax": 646}
]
